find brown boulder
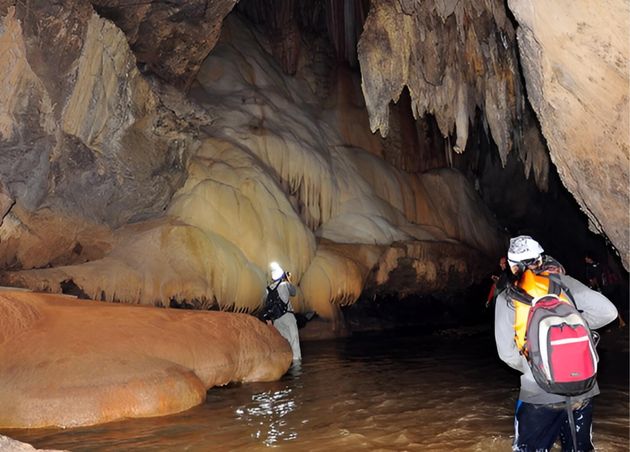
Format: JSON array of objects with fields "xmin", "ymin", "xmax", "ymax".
[{"xmin": 0, "ymin": 291, "xmax": 291, "ymax": 428}]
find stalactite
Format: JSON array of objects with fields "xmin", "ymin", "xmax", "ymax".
[
  {"xmin": 236, "ymin": 0, "xmax": 301, "ymax": 75},
  {"xmin": 239, "ymin": 0, "xmax": 369, "ymax": 72},
  {"xmin": 357, "ymin": 0, "xmax": 550, "ymax": 189}
]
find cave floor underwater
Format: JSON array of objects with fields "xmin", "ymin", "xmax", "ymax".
[{"xmin": 4, "ymin": 326, "xmax": 628, "ymax": 452}]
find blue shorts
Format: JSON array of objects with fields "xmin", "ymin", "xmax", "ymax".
[{"xmin": 513, "ymin": 399, "xmax": 594, "ymax": 452}]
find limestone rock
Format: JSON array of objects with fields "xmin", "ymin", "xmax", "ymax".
[
  {"xmin": 2, "ymin": 16, "xmax": 503, "ymax": 318},
  {"xmin": 0, "ymin": 435, "xmax": 67, "ymax": 452},
  {"xmin": 90, "ymin": 0, "xmax": 237, "ymax": 89},
  {"xmin": 0, "ymin": 291, "xmax": 291, "ymax": 428},
  {"xmin": 0, "ymin": 180, "xmax": 13, "ymax": 227},
  {"xmin": 508, "ymin": 0, "xmax": 630, "ymax": 268},
  {"xmin": 0, "ymin": 3, "xmax": 197, "ymax": 269},
  {"xmin": 357, "ymin": 0, "xmax": 521, "ymax": 161}
]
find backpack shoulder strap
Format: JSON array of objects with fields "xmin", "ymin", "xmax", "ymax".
[
  {"xmin": 547, "ymin": 274, "xmax": 578, "ymax": 308},
  {"xmin": 267, "ymin": 280, "xmax": 281, "ymax": 293},
  {"xmin": 506, "ymin": 283, "xmax": 532, "ymax": 306},
  {"xmin": 547, "ymin": 275, "xmax": 562, "ymax": 295}
]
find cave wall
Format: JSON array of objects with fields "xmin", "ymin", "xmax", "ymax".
[
  {"xmin": 0, "ymin": 3, "xmax": 198, "ymax": 269},
  {"xmin": 508, "ymin": 0, "xmax": 630, "ymax": 268},
  {"xmin": 0, "ymin": 6, "xmax": 503, "ymax": 321},
  {"xmin": 90, "ymin": 0, "xmax": 237, "ymax": 90}
]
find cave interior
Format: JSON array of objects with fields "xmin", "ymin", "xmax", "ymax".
[{"xmin": 0, "ymin": 0, "xmax": 627, "ymax": 329}]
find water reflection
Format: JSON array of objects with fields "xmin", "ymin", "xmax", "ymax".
[
  {"xmin": 241, "ymin": 362, "xmax": 303, "ymax": 446},
  {"xmin": 237, "ymin": 386, "xmax": 298, "ymax": 445}
]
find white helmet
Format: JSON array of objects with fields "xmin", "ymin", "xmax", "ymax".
[
  {"xmin": 507, "ymin": 235, "xmax": 544, "ymax": 266},
  {"xmin": 270, "ymin": 261, "xmax": 284, "ymax": 281}
]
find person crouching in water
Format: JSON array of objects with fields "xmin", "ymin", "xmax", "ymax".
[
  {"xmin": 266, "ymin": 262, "xmax": 302, "ymax": 362},
  {"xmin": 494, "ymin": 236, "xmax": 617, "ymax": 451}
]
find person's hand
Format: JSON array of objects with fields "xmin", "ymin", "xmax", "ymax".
[{"xmin": 491, "ymin": 275, "xmax": 499, "ymax": 282}]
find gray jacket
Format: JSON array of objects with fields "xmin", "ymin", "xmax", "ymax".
[{"xmin": 494, "ymin": 274, "xmax": 618, "ymax": 404}]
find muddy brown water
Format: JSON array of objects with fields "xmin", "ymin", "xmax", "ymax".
[{"xmin": 4, "ymin": 328, "xmax": 628, "ymax": 451}]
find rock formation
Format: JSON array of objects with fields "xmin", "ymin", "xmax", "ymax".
[
  {"xmin": 90, "ymin": 0, "xmax": 237, "ymax": 90},
  {"xmin": 508, "ymin": 0, "xmax": 630, "ymax": 268},
  {"xmin": 0, "ymin": 435, "xmax": 66, "ymax": 452},
  {"xmin": 0, "ymin": 0, "xmax": 626, "ymax": 318},
  {"xmin": 0, "ymin": 7, "xmax": 503, "ymax": 321},
  {"xmin": 0, "ymin": 0, "xmax": 627, "ymax": 432},
  {"xmin": 0, "ymin": 290, "xmax": 291, "ymax": 428},
  {"xmin": 0, "ymin": 3, "xmax": 197, "ymax": 270},
  {"xmin": 358, "ymin": 1, "xmax": 522, "ymax": 163},
  {"xmin": 356, "ymin": 0, "xmax": 629, "ymax": 267}
]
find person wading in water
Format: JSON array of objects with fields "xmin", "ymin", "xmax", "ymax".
[{"xmin": 494, "ymin": 236, "xmax": 617, "ymax": 452}]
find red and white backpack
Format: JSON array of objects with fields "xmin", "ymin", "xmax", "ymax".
[
  {"xmin": 524, "ymin": 293, "xmax": 598, "ymax": 396},
  {"xmin": 509, "ymin": 271, "xmax": 599, "ymax": 396}
]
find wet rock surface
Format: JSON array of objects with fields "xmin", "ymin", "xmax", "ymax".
[{"xmin": 0, "ymin": 290, "xmax": 291, "ymax": 428}]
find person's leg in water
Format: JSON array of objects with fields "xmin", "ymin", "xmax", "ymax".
[
  {"xmin": 557, "ymin": 399, "xmax": 594, "ymax": 452},
  {"xmin": 273, "ymin": 313, "xmax": 302, "ymax": 361},
  {"xmin": 513, "ymin": 400, "xmax": 594, "ymax": 451}
]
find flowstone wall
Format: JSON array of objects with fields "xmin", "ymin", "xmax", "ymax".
[{"xmin": 0, "ymin": 6, "xmax": 502, "ymax": 320}]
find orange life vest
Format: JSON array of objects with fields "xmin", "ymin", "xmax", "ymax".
[{"xmin": 512, "ymin": 269, "xmax": 571, "ymax": 351}]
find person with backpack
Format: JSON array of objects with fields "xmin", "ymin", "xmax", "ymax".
[
  {"xmin": 262, "ymin": 262, "xmax": 301, "ymax": 362},
  {"xmin": 494, "ymin": 236, "xmax": 618, "ymax": 452}
]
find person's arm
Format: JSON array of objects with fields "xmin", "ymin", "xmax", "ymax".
[
  {"xmin": 561, "ymin": 274, "xmax": 618, "ymax": 329},
  {"xmin": 494, "ymin": 293, "xmax": 526, "ymax": 372},
  {"xmin": 277, "ymin": 281, "xmax": 296, "ymax": 302},
  {"xmin": 285, "ymin": 273, "xmax": 297, "ymax": 296}
]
